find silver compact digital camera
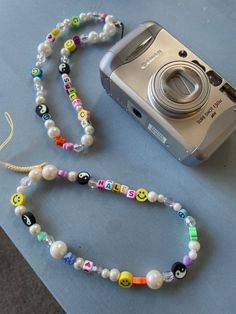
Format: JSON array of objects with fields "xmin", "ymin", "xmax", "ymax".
[{"xmin": 100, "ymin": 21, "xmax": 236, "ymax": 165}]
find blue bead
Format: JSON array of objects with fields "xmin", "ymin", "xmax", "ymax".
[
  {"xmin": 31, "ymin": 67, "xmax": 43, "ymax": 78},
  {"xmin": 64, "ymin": 252, "xmax": 76, "ymax": 265},
  {"xmin": 42, "ymin": 113, "xmax": 51, "ymax": 121},
  {"xmin": 178, "ymin": 208, "xmax": 187, "ymax": 219}
]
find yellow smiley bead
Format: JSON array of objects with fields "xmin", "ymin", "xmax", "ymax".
[
  {"xmin": 51, "ymin": 27, "xmax": 60, "ymax": 36},
  {"xmin": 118, "ymin": 271, "xmax": 133, "ymax": 288},
  {"xmin": 135, "ymin": 188, "xmax": 148, "ymax": 202},
  {"xmin": 64, "ymin": 39, "xmax": 76, "ymax": 52},
  {"xmin": 10, "ymin": 192, "xmax": 26, "ymax": 207}
]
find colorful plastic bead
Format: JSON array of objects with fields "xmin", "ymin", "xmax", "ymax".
[
  {"xmin": 10, "ymin": 192, "xmax": 26, "ymax": 206},
  {"xmin": 54, "ymin": 136, "xmax": 66, "ymax": 146},
  {"xmin": 72, "ymin": 35, "xmax": 81, "ymax": 45},
  {"xmin": 120, "ymin": 185, "xmax": 129, "ymax": 194},
  {"xmin": 70, "ymin": 16, "xmax": 81, "ymax": 29},
  {"xmin": 64, "ymin": 252, "xmax": 76, "ymax": 265},
  {"xmin": 118, "ymin": 271, "xmax": 133, "ymax": 288},
  {"xmin": 46, "ymin": 33, "xmax": 55, "ymax": 42},
  {"xmin": 132, "ymin": 277, "xmax": 147, "ymax": 285},
  {"xmin": 78, "ymin": 109, "xmax": 90, "ymax": 121},
  {"xmin": 22, "ymin": 212, "xmax": 36, "ymax": 227},
  {"xmin": 105, "ymin": 180, "xmax": 113, "ymax": 190},
  {"xmin": 72, "ymin": 99, "xmax": 82, "ymax": 108},
  {"xmin": 69, "ymin": 92, "xmax": 78, "ymax": 101},
  {"xmin": 183, "ymin": 255, "xmax": 193, "ymax": 267},
  {"xmin": 67, "ymin": 87, "xmax": 77, "ymax": 95},
  {"xmin": 178, "ymin": 208, "xmax": 187, "ymax": 218},
  {"xmin": 31, "ymin": 67, "xmax": 43, "ymax": 78},
  {"xmin": 127, "ymin": 189, "xmax": 135, "ymax": 199},
  {"xmin": 64, "ymin": 39, "xmax": 76, "ymax": 52},
  {"xmin": 62, "ymin": 142, "xmax": 74, "ymax": 151},
  {"xmin": 189, "ymin": 227, "xmax": 198, "ymax": 240},
  {"xmin": 61, "ymin": 73, "xmax": 71, "ymax": 84},
  {"xmin": 112, "ymin": 183, "xmax": 121, "ymax": 193},
  {"xmin": 37, "ymin": 231, "xmax": 48, "ymax": 241},
  {"xmin": 64, "ymin": 82, "xmax": 72, "ymax": 91},
  {"xmin": 35, "ymin": 104, "xmax": 49, "ymax": 117},
  {"xmin": 135, "ymin": 188, "xmax": 148, "ymax": 202},
  {"xmin": 97, "ymin": 180, "xmax": 105, "ymax": 189},
  {"xmin": 82, "ymin": 260, "xmax": 93, "ymax": 272},
  {"xmin": 58, "ymin": 63, "xmax": 70, "ymax": 74},
  {"xmin": 51, "ymin": 27, "xmax": 60, "ymax": 36},
  {"xmin": 42, "ymin": 113, "xmax": 51, "ymax": 121}
]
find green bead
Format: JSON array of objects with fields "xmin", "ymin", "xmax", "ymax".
[
  {"xmin": 68, "ymin": 87, "xmax": 77, "ymax": 95},
  {"xmin": 70, "ymin": 16, "xmax": 81, "ymax": 29},
  {"xmin": 189, "ymin": 227, "xmax": 198, "ymax": 240},
  {"xmin": 37, "ymin": 231, "xmax": 48, "ymax": 241}
]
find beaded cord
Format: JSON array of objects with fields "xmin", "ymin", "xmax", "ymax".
[{"xmin": 32, "ymin": 13, "xmax": 124, "ymax": 154}]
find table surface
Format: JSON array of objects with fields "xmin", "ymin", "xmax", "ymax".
[{"xmin": 0, "ymin": 1, "xmax": 236, "ymax": 313}]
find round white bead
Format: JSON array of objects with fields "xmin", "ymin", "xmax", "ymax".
[
  {"xmin": 42, "ymin": 164, "xmax": 57, "ymax": 180},
  {"xmin": 79, "ymin": 13, "xmax": 87, "ymax": 22},
  {"xmin": 148, "ymin": 191, "xmax": 158, "ymax": 202},
  {"xmin": 63, "ymin": 19, "xmax": 70, "ymax": 27},
  {"xmin": 60, "ymin": 48, "xmax": 70, "ymax": 57},
  {"xmin": 15, "ymin": 205, "xmax": 26, "ymax": 216},
  {"xmin": 29, "ymin": 223, "xmax": 41, "ymax": 235},
  {"xmin": 68, "ymin": 171, "xmax": 78, "ymax": 182},
  {"xmin": 109, "ymin": 268, "xmax": 120, "ymax": 281},
  {"xmin": 50, "ymin": 241, "xmax": 67, "ymax": 259},
  {"xmin": 47, "ymin": 126, "xmax": 60, "ymax": 138},
  {"xmin": 28, "ymin": 168, "xmax": 42, "ymax": 182},
  {"xmin": 86, "ymin": 12, "xmax": 93, "ymax": 20},
  {"xmin": 37, "ymin": 42, "xmax": 52, "ymax": 57},
  {"xmin": 157, "ymin": 194, "xmax": 165, "ymax": 203},
  {"xmin": 88, "ymin": 31, "xmax": 99, "ymax": 43},
  {"xmin": 33, "ymin": 77, "xmax": 41, "ymax": 84},
  {"xmin": 146, "ymin": 270, "xmax": 164, "ymax": 289},
  {"xmin": 189, "ymin": 240, "xmax": 201, "ymax": 252},
  {"xmin": 173, "ymin": 202, "xmax": 182, "ymax": 211},
  {"xmin": 16, "ymin": 186, "xmax": 25, "ymax": 193},
  {"xmin": 101, "ymin": 268, "xmax": 110, "ymax": 279},
  {"xmin": 73, "ymin": 257, "xmax": 84, "ymax": 270},
  {"xmin": 36, "ymin": 61, "xmax": 43, "ymax": 68},
  {"xmin": 105, "ymin": 15, "xmax": 116, "ymax": 24},
  {"xmin": 44, "ymin": 119, "xmax": 55, "ymax": 129},
  {"xmin": 35, "ymin": 96, "xmax": 46, "ymax": 105},
  {"xmin": 188, "ymin": 250, "xmax": 198, "ymax": 260},
  {"xmin": 81, "ymin": 134, "xmax": 94, "ymax": 147},
  {"xmin": 85, "ymin": 125, "xmax": 95, "ymax": 135},
  {"xmin": 103, "ymin": 23, "xmax": 116, "ymax": 37},
  {"xmin": 99, "ymin": 32, "xmax": 109, "ymax": 42},
  {"xmin": 36, "ymin": 91, "xmax": 45, "ymax": 97}
]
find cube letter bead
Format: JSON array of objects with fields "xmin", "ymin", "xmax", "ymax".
[
  {"xmin": 189, "ymin": 227, "xmax": 198, "ymax": 240},
  {"xmin": 105, "ymin": 180, "xmax": 113, "ymax": 190},
  {"xmin": 97, "ymin": 180, "xmax": 105, "ymax": 189},
  {"xmin": 112, "ymin": 183, "xmax": 121, "ymax": 193},
  {"xmin": 69, "ymin": 92, "xmax": 78, "ymax": 101},
  {"xmin": 64, "ymin": 39, "xmax": 76, "ymax": 52},
  {"xmin": 78, "ymin": 109, "xmax": 90, "ymax": 121},
  {"xmin": 120, "ymin": 185, "xmax": 129, "ymax": 194},
  {"xmin": 82, "ymin": 260, "xmax": 93, "ymax": 272},
  {"xmin": 127, "ymin": 189, "xmax": 136, "ymax": 199},
  {"xmin": 64, "ymin": 82, "xmax": 72, "ymax": 91},
  {"xmin": 67, "ymin": 87, "xmax": 77, "ymax": 95},
  {"xmin": 31, "ymin": 67, "xmax": 43, "ymax": 78},
  {"xmin": 61, "ymin": 74, "xmax": 71, "ymax": 84}
]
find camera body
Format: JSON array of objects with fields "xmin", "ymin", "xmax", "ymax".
[{"xmin": 100, "ymin": 21, "xmax": 236, "ymax": 165}]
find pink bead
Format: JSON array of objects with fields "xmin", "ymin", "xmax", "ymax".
[
  {"xmin": 97, "ymin": 180, "xmax": 105, "ymax": 189},
  {"xmin": 127, "ymin": 189, "xmax": 136, "ymax": 199},
  {"xmin": 183, "ymin": 255, "xmax": 193, "ymax": 267},
  {"xmin": 57, "ymin": 170, "xmax": 68, "ymax": 177},
  {"xmin": 72, "ymin": 98, "xmax": 83, "ymax": 107},
  {"xmin": 72, "ymin": 35, "xmax": 80, "ymax": 45},
  {"xmin": 62, "ymin": 142, "xmax": 74, "ymax": 151},
  {"xmin": 64, "ymin": 82, "xmax": 72, "ymax": 91},
  {"xmin": 100, "ymin": 13, "xmax": 108, "ymax": 19},
  {"xmin": 46, "ymin": 33, "xmax": 55, "ymax": 42}
]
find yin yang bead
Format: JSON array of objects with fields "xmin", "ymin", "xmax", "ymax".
[
  {"xmin": 77, "ymin": 171, "xmax": 90, "ymax": 185},
  {"xmin": 171, "ymin": 262, "xmax": 187, "ymax": 279},
  {"xmin": 35, "ymin": 104, "xmax": 49, "ymax": 117},
  {"xmin": 58, "ymin": 62, "xmax": 70, "ymax": 74},
  {"xmin": 50, "ymin": 241, "xmax": 68, "ymax": 259},
  {"xmin": 22, "ymin": 212, "xmax": 36, "ymax": 227}
]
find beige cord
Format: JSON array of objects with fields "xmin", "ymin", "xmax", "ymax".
[{"xmin": 0, "ymin": 112, "xmax": 47, "ymax": 173}]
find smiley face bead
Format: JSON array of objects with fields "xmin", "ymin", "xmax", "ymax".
[
  {"xmin": 171, "ymin": 262, "xmax": 187, "ymax": 279},
  {"xmin": 22, "ymin": 212, "xmax": 36, "ymax": 227},
  {"xmin": 135, "ymin": 188, "xmax": 148, "ymax": 202},
  {"xmin": 35, "ymin": 104, "xmax": 49, "ymax": 117},
  {"xmin": 77, "ymin": 171, "xmax": 90, "ymax": 185},
  {"xmin": 118, "ymin": 271, "xmax": 133, "ymax": 288},
  {"xmin": 10, "ymin": 192, "xmax": 26, "ymax": 206},
  {"xmin": 64, "ymin": 39, "xmax": 76, "ymax": 52},
  {"xmin": 31, "ymin": 67, "xmax": 43, "ymax": 78},
  {"xmin": 58, "ymin": 63, "xmax": 70, "ymax": 74},
  {"xmin": 70, "ymin": 16, "xmax": 81, "ymax": 29}
]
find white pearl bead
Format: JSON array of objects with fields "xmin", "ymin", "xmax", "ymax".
[
  {"xmin": 60, "ymin": 48, "xmax": 70, "ymax": 57},
  {"xmin": 99, "ymin": 32, "xmax": 109, "ymax": 42},
  {"xmin": 173, "ymin": 202, "xmax": 182, "ymax": 211},
  {"xmin": 36, "ymin": 61, "xmax": 43, "ymax": 68},
  {"xmin": 42, "ymin": 164, "xmax": 57, "ymax": 180},
  {"xmin": 73, "ymin": 257, "xmax": 84, "ymax": 270},
  {"xmin": 103, "ymin": 23, "xmax": 116, "ymax": 36},
  {"xmin": 86, "ymin": 12, "xmax": 93, "ymax": 20},
  {"xmin": 28, "ymin": 168, "xmax": 42, "ymax": 181},
  {"xmin": 47, "ymin": 126, "xmax": 60, "ymax": 138},
  {"xmin": 157, "ymin": 194, "xmax": 165, "ymax": 203},
  {"xmin": 37, "ymin": 42, "xmax": 52, "ymax": 57},
  {"xmin": 35, "ymin": 96, "xmax": 46, "ymax": 105},
  {"xmin": 188, "ymin": 250, "xmax": 198, "ymax": 260},
  {"xmin": 146, "ymin": 270, "xmax": 164, "ymax": 289},
  {"xmin": 81, "ymin": 134, "xmax": 94, "ymax": 147},
  {"xmin": 88, "ymin": 31, "xmax": 99, "ymax": 43},
  {"xmin": 36, "ymin": 91, "xmax": 45, "ymax": 97},
  {"xmin": 44, "ymin": 119, "xmax": 55, "ymax": 129},
  {"xmin": 109, "ymin": 268, "xmax": 120, "ymax": 281},
  {"xmin": 63, "ymin": 19, "xmax": 70, "ymax": 27},
  {"xmin": 79, "ymin": 13, "xmax": 87, "ymax": 22},
  {"xmin": 101, "ymin": 268, "xmax": 110, "ymax": 279},
  {"xmin": 33, "ymin": 77, "xmax": 41, "ymax": 84},
  {"xmin": 105, "ymin": 15, "xmax": 116, "ymax": 24},
  {"xmin": 68, "ymin": 171, "xmax": 78, "ymax": 182},
  {"xmin": 148, "ymin": 191, "xmax": 158, "ymax": 202},
  {"xmin": 15, "ymin": 205, "xmax": 26, "ymax": 216},
  {"xmin": 189, "ymin": 240, "xmax": 201, "ymax": 252},
  {"xmin": 85, "ymin": 125, "xmax": 95, "ymax": 135},
  {"xmin": 29, "ymin": 223, "xmax": 41, "ymax": 235},
  {"xmin": 50, "ymin": 241, "xmax": 67, "ymax": 259},
  {"xmin": 16, "ymin": 186, "xmax": 25, "ymax": 193}
]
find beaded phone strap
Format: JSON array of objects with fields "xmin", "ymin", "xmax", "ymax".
[{"xmin": 32, "ymin": 13, "xmax": 123, "ymax": 154}]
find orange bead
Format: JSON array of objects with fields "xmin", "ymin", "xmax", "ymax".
[
  {"xmin": 54, "ymin": 136, "xmax": 66, "ymax": 146},
  {"xmin": 132, "ymin": 277, "xmax": 147, "ymax": 285}
]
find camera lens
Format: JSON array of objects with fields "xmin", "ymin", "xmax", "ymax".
[
  {"xmin": 132, "ymin": 108, "xmax": 142, "ymax": 118},
  {"xmin": 148, "ymin": 61, "xmax": 210, "ymax": 118}
]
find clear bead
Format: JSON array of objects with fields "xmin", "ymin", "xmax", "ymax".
[
  {"xmin": 92, "ymin": 265, "xmax": 103, "ymax": 276},
  {"xmin": 20, "ymin": 176, "xmax": 32, "ymax": 187},
  {"xmin": 60, "ymin": 56, "xmax": 69, "ymax": 63},
  {"xmin": 36, "ymin": 53, "xmax": 46, "ymax": 63},
  {"xmin": 73, "ymin": 144, "xmax": 85, "ymax": 153},
  {"xmin": 34, "ymin": 84, "xmax": 43, "ymax": 92},
  {"xmin": 164, "ymin": 197, "xmax": 174, "ymax": 207},
  {"xmin": 43, "ymin": 235, "xmax": 55, "ymax": 247},
  {"xmin": 185, "ymin": 216, "xmax": 196, "ymax": 227},
  {"xmin": 56, "ymin": 22, "xmax": 66, "ymax": 31},
  {"xmin": 88, "ymin": 178, "xmax": 98, "ymax": 189},
  {"xmin": 80, "ymin": 34, "xmax": 89, "ymax": 44},
  {"xmin": 162, "ymin": 271, "xmax": 174, "ymax": 282}
]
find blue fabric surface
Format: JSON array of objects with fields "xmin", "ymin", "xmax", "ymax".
[{"xmin": 0, "ymin": 1, "xmax": 236, "ymax": 313}]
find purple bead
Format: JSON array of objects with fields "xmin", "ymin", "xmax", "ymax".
[
  {"xmin": 63, "ymin": 142, "xmax": 74, "ymax": 151},
  {"xmin": 183, "ymin": 255, "xmax": 193, "ymax": 267},
  {"xmin": 57, "ymin": 170, "xmax": 68, "ymax": 177},
  {"xmin": 72, "ymin": 35, "xmax": 80, "ymax": 46}
]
